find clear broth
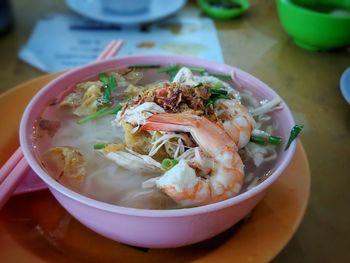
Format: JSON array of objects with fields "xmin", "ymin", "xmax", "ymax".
[{"xmin": 33, "ymin": 68, "xmax": 282, "ymax": 209}]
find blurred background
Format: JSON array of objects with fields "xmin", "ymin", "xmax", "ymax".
[{"xmin": 0, "ymin": 0, "xmax": 350, "ymax": 262}]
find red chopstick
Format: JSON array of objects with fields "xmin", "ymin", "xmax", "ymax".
[{"xmin": 0, "ymin": 39, "xmax": 124, "ymax": 210}]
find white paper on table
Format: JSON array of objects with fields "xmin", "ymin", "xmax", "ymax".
[{"xmin": 19, "ymin": 14, "xmax": 224, "ymax": 73}]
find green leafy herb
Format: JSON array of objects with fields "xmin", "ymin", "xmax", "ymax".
[
  {"xmin": 93, "ymin": 143, "xmax": 106, "ymax": 150},
  {"xmin": 108, "ymin": 74, "xmax": 117, "ymax": 92},
  {"xmin": 100, "ymin": 73, "xmax": 110, "ymax": 103},
  {"xmin": 78, "ymin": 104, "xmax": 123, "ymax": 124},
  {"xmin": 100, "ymin": 73, "xmax": 117, "ymax": 104},
  {"xmin": 211, "ymin": 81, "xmax": 224, "ymax": 90},
  {"xmin": 206, "ymin": 83, "xmax": 230, "ymax": 107},
  {"xmin": 100, "ymin": 72, "xmax": 108, "ymax": 83},
  {"xmin": 210, "ymin": 88, "xmax": 227, "ymax": 96},
  {"xmin": 205, "ymin": 89, "xmax": 230, "ymax": 108},
  {"xmin": 128, "ymin": 64, "xmax": 161, "ymax": 69},
  {"xmin": 161, "ymin": 158, "xmax": 179, "ymax": 171},
  {"xmin": 285, "ymin": 124, "xmax": 304, "ymax": 150}
]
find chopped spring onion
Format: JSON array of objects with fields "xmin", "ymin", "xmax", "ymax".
[
  {"xmin": 193, "ymin": 82, "xmax": 203, "ymax": 88},
  {"xmin": 93, "ymin": 143, "xmax": 106, "ymax": 150},
  {"xmin": 78, "ymin": 104, "xmax": 123, "ymax": 124},
  {"xmin": 268, "ymin": 135, "xmax": 282, "ymax": 145},
  {"xmin": 285, "ymin": 124, "xmax": 304, "ymax": 150},
  {"xmin": 179, "ymin": 65, "xmax": 206, "ymax": 73},
  {"xmin": 250, "ymin": 134, "xmax": 282, "ymax": 146},
  {"xmin": 211, "ymin": 73, "xmax": 232, "ymax": 81},
  {"xmin": 157, "ymin": 65, "xmax": 179, "ymax": 73},
  {"xmin": 158, "ymin": 65, "xmax": 206, "ymax": 81},
  {"xmin": 110, "ymin": 104, "xmax": 123, "ymax": 114},
  {"xmin": 161, "ymin": 158, "xmax": 179, "ymax": 171},
  {"xmin": 128, "ymin": 64, "xmax": 161, "ymax": 69},
  {"xmin": 158, "ymin": 65, "xmax": 206, "ymax": 73},
  {"xmin": 78, "ymin": 107, "xmax": 109, "ymax": 124},
  {"xmin": 157, "ymin": 65, "xmax": 180, "ymax": 81},
  {"xmin": 250, "ymin": 135, "xmax": 266, "ymax": 145},
  {"xmin": 201, "ymin": 71, "xmax": 233, "ymax": 80}
]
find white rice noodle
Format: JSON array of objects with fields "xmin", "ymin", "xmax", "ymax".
[
  {"xmin": 250, "ymin": 98, "xmax": 283, "ymax": 116},
  {"xmin": 142, "ymin": 176, "xmax": 162, "ymax": 188},
  {"xmin": 245, "ymin": 143, "xmax": 277, "ymax": 167},
  {"xmin": 148, "ymin": 133, "xmax": 193, "ymax": 158},
  {"xmin": 122, "ymin": 187, "xmax": 155, "ymax": 199},
  {"xmin": 177, "ymin": 147, "xmax": 196, "ymax": 161},
  {"xmin": 126, "ymin": 148, "xmax": 163, "ymax": 169},
  {"xmin": 252, "ymin": 129, "xmax": 271, "ymax": 139},
  {"xmin": 172, "ymin": 67, "xmax": 197, "ymax": 86},
  {"xmin": 194, "ymin": 147, "xmax": 203, "ymax": 164},
  {"xmin": 240, "ymin": 90, "xmax": 260, "ymax": 109},
  {"xmin": 257, "ymin": 115, "xmax": 271, "ymax": 122},
  {"xmin": 172, "ymin": 138, "xmax": 185, "ymax": 159},
  {"xmin": 103, "ymin": 148, "xmax": 162, "ymax": 173},
  {"xmin": 230, "ymin": 69, "xmax": 242, "ymax": 90},
  {"xmin": 245, "ymin": 172, "xmax": 254, "ymax": 183},
  {"xmin": 246, "ymin": 177, "xmax": 260, "ymax": 190}
]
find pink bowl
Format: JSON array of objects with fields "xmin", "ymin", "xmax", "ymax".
[{"xmin": 20, "ymin": 55, "xmax": 296, "ymax": 248}]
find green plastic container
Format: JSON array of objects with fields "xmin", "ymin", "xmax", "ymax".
[
  {"xmin": 276, "ymin": 0, "xmax": 350, "ymax": 51},
  {"xmin": 197, "ymin": 0, "xmax": 250, "ymax": 20}
]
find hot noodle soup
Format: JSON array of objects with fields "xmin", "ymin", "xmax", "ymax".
[{"xmin": 32, "ymin": 65, "xmax": 291, "ymax": 210}]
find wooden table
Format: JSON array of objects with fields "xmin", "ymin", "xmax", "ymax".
[{"xmin": 1, "ymin": 0, "xmax": 349, "ymax": 262}]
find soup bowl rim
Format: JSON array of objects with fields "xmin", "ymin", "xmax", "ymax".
[{"xmin": 20, "ymin": 54, "xmax": 297, "ymax": 218}]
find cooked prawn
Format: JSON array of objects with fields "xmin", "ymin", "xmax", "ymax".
[
  {"xmin": 215, "ymin": 99, "xmax": 255, "ymax": 149},
  {"xmin": 141, "ymin": 113, "xmax": 244, "ymax": 206}
]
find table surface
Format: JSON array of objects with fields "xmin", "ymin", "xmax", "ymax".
[{"xmin": 1, "ymin": 0, "xmax": 349, "ymax": 262}]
